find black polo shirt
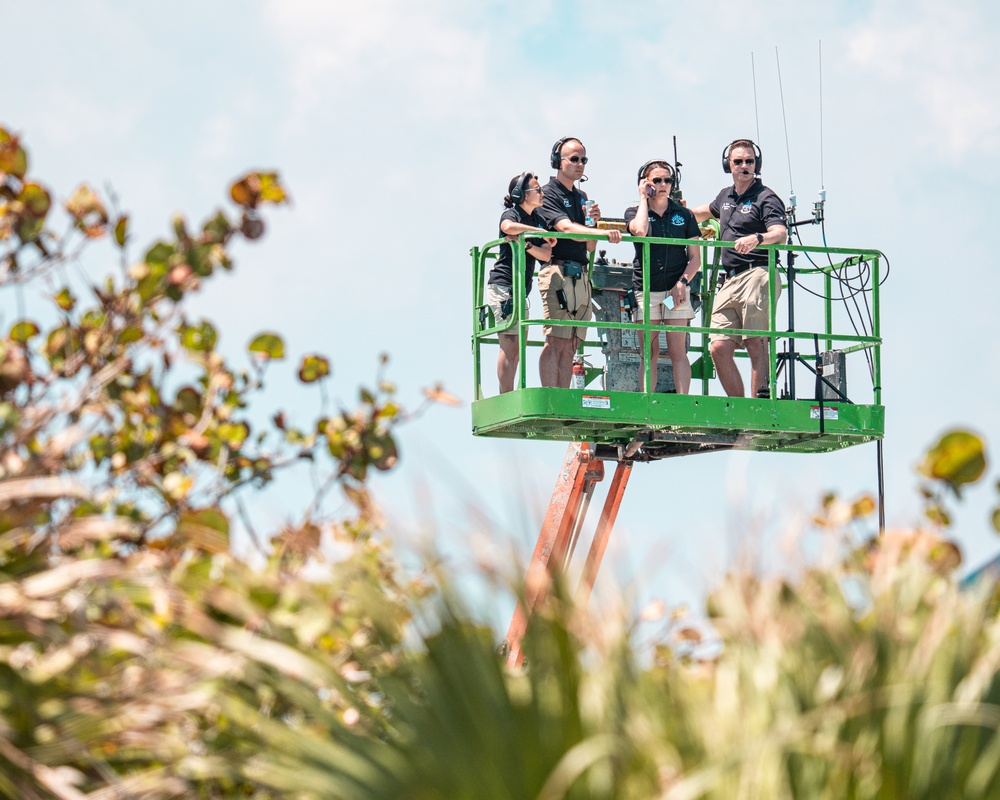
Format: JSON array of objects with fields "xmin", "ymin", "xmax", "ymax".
[
  {"xmin": 624, "ymin": 200, "xmax": 700, "ymax": 292},
  {"xmin": 709, "ymin": 178, "xmax": 786, "ymax": 269},
  {"xmin": 488, "ymin": 206, "xmax": 545, "ymax": 292},
  {"xmin": 538, "ymin": 176, "xmax": 589, "ymax": 264}
]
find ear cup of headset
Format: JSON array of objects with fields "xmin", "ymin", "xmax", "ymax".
[
  {"xmin": 550, "ymin": 137, "xmax": 568, "ymax": 170},
  {"xmin": 636, "ymin": 160, "xmax": 673, "ymax": 184},
  {"xmin": 722, "ymin": 140, "xmax": 763, "ymax": 174},
  {"xmin": 510, "ymin": 172, "xmax": 531, "ymax": 204}
]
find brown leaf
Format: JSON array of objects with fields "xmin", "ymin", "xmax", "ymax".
[{"xmin": 422, "ymin": 383, "xmax": 461, "ymax": 407}]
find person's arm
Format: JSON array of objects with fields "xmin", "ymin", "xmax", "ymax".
[
  {"xmin": 500, "ymin": 218, "xmax": 554, "ymax": 262},
  {"xmin": 670, "ymin": 244, "xmax": 702, "ymax": 307},
  {"xmin": 552, "ymin": 216, "xmax": 622, "ymax": 245},
  {"xmin": 627, "ymin": 181, "xmax": 652, "ymax": 237},
  {"xmin": 732, "ymin": 223, "xmax": 786, "ymax": 255},
  {"xmin": 690, "ymin": 203, "xmax": 714, "ymax": 223},
  {"xmin": 500, "ymin": 219, "xmax": 547, "ymax": 238},
  {"xmin": 528, "ymin": 240, "xmax": 553, "ymax": 262}
]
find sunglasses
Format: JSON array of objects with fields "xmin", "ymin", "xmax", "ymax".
[
  {"xmin": 650, "ymin": 177, "xmax": 673, "ymax": 185},
  {"xmin": 731, "ymin": 158, "xmax": 755, "ymax": 166},
  {"xmin": 525, "ymin": 187, "xmax": 543, "ymax": 194},
  {"xmin": 563, "ymin": 155, "xmax": 589, "ymax": 164}
]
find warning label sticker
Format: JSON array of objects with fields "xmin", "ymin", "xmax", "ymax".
[
  {"xmin": 810, "ymin": 406, "xmax": 839, "ymax": 420},
  {"xmin": 582, "ymin": 395, "xmax": 612, "ymax": 410}
]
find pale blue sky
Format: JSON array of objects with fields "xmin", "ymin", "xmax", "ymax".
[{"xmin": 4, "ymin": 0, "xmax": 1000, "ymax": 626}]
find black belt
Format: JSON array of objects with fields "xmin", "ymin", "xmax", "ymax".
[
  {"xmin": 552, "ymin": 259, "xmax": 585, "ymax": 279},
  {"xmin": 724, "ymin": 264, "xmax": 764, "ymax": 279}
]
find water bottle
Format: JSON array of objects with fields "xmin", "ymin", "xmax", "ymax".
[{"xmin": 584, "ymin": 200, "xmax": 595, "ymax": 227}]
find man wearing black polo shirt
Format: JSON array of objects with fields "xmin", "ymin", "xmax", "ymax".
[
  {"xmin": 625, "ymin": 160, "xmax": 701, "ymax": 393},
  {"xmin": 536, "ymin": 136, "xmax": 623, "ymax": 388},
  {"xmin": 692, "ymin": 139, "xmax": 786, "ymax": 398}
]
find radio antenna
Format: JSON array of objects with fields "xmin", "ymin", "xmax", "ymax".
[
  {"xmin": 775, "ymin": 46, "xmax": 794, "ymax": 199},
  {"xmin": 751, "ymin": 52, "xmax": 761, "ymax": 145},
  {"xmin": 818, "ymin": 40, "xmax": 825, "ymax": 191}
]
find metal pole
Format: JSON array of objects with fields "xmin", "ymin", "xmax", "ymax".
[{"xmin": 577, "ymin": 460, "xmax": 632, "ymax": 604}]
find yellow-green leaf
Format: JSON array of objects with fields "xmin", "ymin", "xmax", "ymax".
[
  {"xmin": 248, "ymin": 332, "xmax": 285, "ymax": 360},
  {"xmin": 0, "ymin": 134, "xmax": 27, "ymax": 178},
  {"xmin": 176, "ymin": 508, "xmax": 230, "ymax": 553},
  {"xmin": 918, "ymin": 429, "xmax": 987, "ymax": 489},
  {"xmin": 257, "ymin": 172, "xmax": 289, "ymax": 205},
  {"xmin": 218, "ymin": 421, "xmax": 250, "ymax": 449},
  {"xmin": 19, "ymin": 182, "xmax": 51, "ymax": 217},
  {"xmin": 851, "ymin": 494, "xmax": 877, "ymax": 518},
  {"xmin": 117, "ymin": 326, "xmax": 144, "ymax": 345},
  {"xmin": 54, "ymin": 287, "xmax": 76, "ymax": 311},
  {"xmin": 115, "ymin": 215, "xmax": 129, "ymax": 247},
  {"xmin": 179, "ymin": 321, "xmax": 217, "ymax": 353},
  {"xmin": 298, "ymin": 354, "xmax": 330, "ymax": 383},
  {"xmin": 9, "ymin": 320, "xmax": 40, "ymax": 343}
]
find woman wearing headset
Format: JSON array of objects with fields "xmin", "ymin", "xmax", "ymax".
[
  {"xmin": 624, "ymin": 160, "xmax": 701, "ymax": 394},
  {"xmin": 487, "ymin": 172, "xmax": 554, "ymax": 393}
]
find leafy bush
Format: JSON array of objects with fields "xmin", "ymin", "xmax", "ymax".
[
  {"xmin": 0, "ymin": 125, "xmax": 429, "ymax": 798},
  {"xmin": 4, "ymin": 125, "xmax": 1000, "ymax": 799}
]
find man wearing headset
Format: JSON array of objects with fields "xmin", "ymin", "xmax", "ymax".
[
  {"xmin": 536, "ymin": 136, "xmax": 623, "ymax": 388},
  {"xmin": 691, "ymin": 139, "xmax": 786, "ymax": 398}
]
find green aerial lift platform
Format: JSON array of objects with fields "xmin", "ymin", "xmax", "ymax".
[{"xmin": 471, "ymin": 227, "xmax": 885, "ymax": 664}]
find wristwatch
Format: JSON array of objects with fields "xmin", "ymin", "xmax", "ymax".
[
  {"xmin": 755, "ymin": 233, "xmax": 764, "ymax": 245},
  {"xmin": 679, "ymin": 276, "xmax": 689, "ymax": 287}
]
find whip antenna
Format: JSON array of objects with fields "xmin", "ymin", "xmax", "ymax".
[
  {"xmin": 775, "ymin": 46, "xmax": 794, "ymax": 198},
  {"xmin": 751, "ymin": 52, "xmax": 761, "ymax": 145},
  {"xmin": 818, "ymin": 40, "xmax": 825, "ymax": 191}
]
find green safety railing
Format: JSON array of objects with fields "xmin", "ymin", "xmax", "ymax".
[{"xmin": 471, "ymin": 229, "xmax": 882, "ymax": 406}]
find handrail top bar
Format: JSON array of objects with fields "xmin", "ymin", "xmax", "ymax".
[{"xmin": 478, "ymin": 233, "xmax": 882, "ymax": 259}]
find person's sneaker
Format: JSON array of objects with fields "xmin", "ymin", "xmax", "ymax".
[{"xmin": 756, "ymin": 386, "xmax": 770, "ymax": 398}]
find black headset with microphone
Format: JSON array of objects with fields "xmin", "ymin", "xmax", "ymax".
[
  {"xmin": 550, "ymin": 136, "xmax": 581, "ymax": 169},
  {"xmin": 721, "ymin": 139, "xmax": 763, "ymax": 174},
  {"xmin": 636, "ymin": 159, "xmax": 674, "ymax": 184},
  {"xmin": 510, "ymin": 172, "xmax": 533, "ymax": 204}
]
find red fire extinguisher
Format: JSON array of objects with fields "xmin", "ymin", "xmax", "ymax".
[{"xmin": 571, "ymin": 359, "xmax": 585, "ymax": 389}]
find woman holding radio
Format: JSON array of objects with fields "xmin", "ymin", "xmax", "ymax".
[{"xmin": 624, "ymin": 160, "xmax": 701, "ymax": 394}]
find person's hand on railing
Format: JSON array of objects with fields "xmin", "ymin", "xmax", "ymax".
[{"xmin": 733, "ymin": 232, "xmax": 763, "ymax": 255}]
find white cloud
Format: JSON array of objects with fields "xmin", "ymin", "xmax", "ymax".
[
  {"xmin": 848, "ymin": 1, "xmax": 1000, "ymax": 155},
  {"xmin": 261, "ymin": 0, "xmax": 491, "ymax": 125}
]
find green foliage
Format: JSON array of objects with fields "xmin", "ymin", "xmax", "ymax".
[
  {"xmin": 918, "ymin": 428, "xmax": 1000, "ymax": 532},
  {"xmin": 0, "ymin": 125, "xmax": 445, "ymax": 798},
  {"xmin": 6, "ymin": 123, "xmax": 1000, "ymax": 800}
]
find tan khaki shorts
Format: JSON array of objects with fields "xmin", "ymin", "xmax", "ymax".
[
  {"xmin": 709, "ymin": 266, "xmax": 781, "ymax": 346},
  {"xmin": 635, "ymin": 286, "xmax": 695, "ymax": 323},
  {"xmin": 486, "ymin": 283, "xmax": 528, "ymax": 336},
  {"xmin": 537, "ymin": 264, "xmax": 593, "ymax": 340}
]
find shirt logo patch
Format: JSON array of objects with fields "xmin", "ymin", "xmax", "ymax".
[
  {"xmin": 740, "ymin": 203, "xmax": 753, "ymax": 214},
  {"xmin": 563, "ymin": 199, "xmax": 572, "ymax": 208},
  {"xmin": 670, "ymin": 213, "xmax": 685, "ymax": 226}
]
